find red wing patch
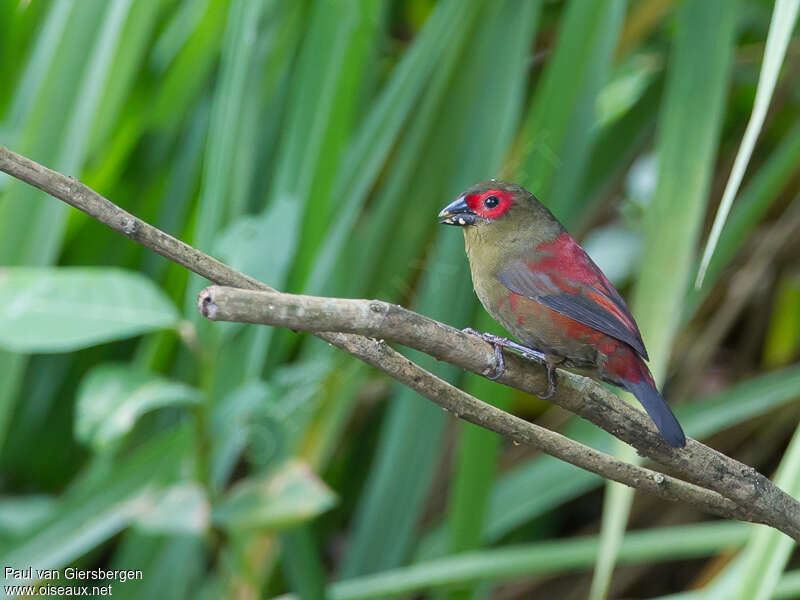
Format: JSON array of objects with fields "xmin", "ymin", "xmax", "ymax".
[{"xmin": 497, "ymin": 232, "xmax": 649, "ymax": 360}]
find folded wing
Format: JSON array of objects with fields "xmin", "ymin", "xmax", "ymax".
[{"xmin": 498, "ymin": 245, "xmax": 648, "ymax": 360}]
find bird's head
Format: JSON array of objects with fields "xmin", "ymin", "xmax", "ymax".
[
  {"xmin": 438, "ymin": 180, "xmax": 563, "ymax": 256},
  {"xmin": 437, "ymin": 180, "xmax": 528, "ymax": 227}
]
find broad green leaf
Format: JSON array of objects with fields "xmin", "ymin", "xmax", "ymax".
[
  {"xmin": 0, "ymin": 428, "xmax": 193, "ymax": 586},
  {"xmin": 213, "ymin": 460, "xmax": 336, "ymax": 531},
  {"xmin": 0, "ymin": 268, "xmax": 179, "ymax": 353},
  {"xmin": 0, "ymin": 0, "xmax": 135, "ymax": 462},
  {"xmin": 75, "ymin": 363, "xmax": 201, "ymax": 451}
]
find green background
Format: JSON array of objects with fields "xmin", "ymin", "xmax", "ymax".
[{"xmin": 0, "ymin": 0, "xmax": 799, "ymax": 598}]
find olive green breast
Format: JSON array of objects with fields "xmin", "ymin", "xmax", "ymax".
[
  {"xmin": 461, "ymin": 209, "xmax": 558, "ymax": 327},
  {"xmin": 460, "ymin": 215, "xmax": 601, "ymax": 369}
]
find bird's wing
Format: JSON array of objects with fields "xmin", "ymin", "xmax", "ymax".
[{"xmin": 497, "ymin": 244, "xmax": 648, "ymax": 360}]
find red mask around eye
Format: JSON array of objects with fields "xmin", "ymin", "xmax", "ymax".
[{"xmin": 465, "ymin": 190, "xmax": 515, "ymax": 220}]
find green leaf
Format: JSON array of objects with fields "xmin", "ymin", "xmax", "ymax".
[
  {"xmin": 75, "ymin": 363, "xmax": 201, "ymax": 451},
  {"xmin": 694, "ymin": 426, "xmax": 800, "ymax": 600},
  {"xmin": 278, "ymin": 522, "xmax": 748, "ymax": 600},
  {"xmin": 0, "ymin": 427, "xmax": 193, "ymax": 586},
  {"xmin": 695, "ymin": 0, "xmax": 800, "ymax": 286},
  {"xmin": 441, "ymin": 311, "xmax": 516, "ymax": 600},
  {"xmin": 150, "ymin": 0, "xmax": 228, "ymax": 130},
  {"xmin": 0, "ymin": 0, "xmax": 136, "ymax": 466},
  {"xmin": 416, "ymin": 363, "xmax": 800, "ymax": 564},
  {"xmin": 101, "ymin": 531, "xmax": 205, "ymax": 600},
  {"xmin": 209, "ymin": 381, "xmax": 275, "ymax": 488},
  {"xmin": 0, "ymin": 495, "xmax": 58, "ymax": 538},
  {"xmin": 184, "ymin": 0, "xmax": 270, "ymax": 339},
  {"xmin": 763, "ymin": 273, "xmax": 800, "ymax": 368},
  {"xmin": 0, "ymin": 268, "xmax": 180, "ymax": 353},
  {"xmin": 732, "ymin": 425, "xmax": 800, "ymax": 600},
  {"xmin": 3, "ymin": 0, "xmax": 73, "ymax": 134},
  {"xmin": 89, "ymin": 0, "xmax": 166, "ymax": 153},
  {"xmin": 632, "ymin": 0, "xmax": 738, "ymax": 371},
  {"xmin": 340, "ymin": 0, "xmax": 537, "ymax": 578},
  {"xmin": 212, "ymin": 201, "xmax": 299, "ymax": 345},
  {"xmin": 518, "ymin": 0, "xmax": 626, "ymax": 227},
  {"xmin": 591, "ymin": 1, "xmax": 739, "ymax": 595},
  {"xmin": 685, "ymin": 122, "xmax": 800, "ymax": 315},
  {"xmin": 281, "ymin": 0, "xmax": 386, "ymax": 294},
  {"xmin": 132, "ymin": 482, "xmax": 210, "ymax": 535},
  {"xmin": 213, "ymin": 460, "xmax": 336, "ymax": 531},
  {"xmin": 280, "ymin": 526, "xmax": 328, "ymax": 600},
  {"xmin": 304, "ymin": 0, "xmax": 485, "ymax": 297}
]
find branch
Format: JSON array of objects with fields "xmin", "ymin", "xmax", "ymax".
[
  {"xmin": 292, "ymin": 332, "xmax": 759, "ymax": 524},
  {"xmin": 1, "ymin": 145, "xmax": 798, "ymax": 540},
  {"xmin": 198, "ymin": 286, "xmax": 800, "ymax": 538}
]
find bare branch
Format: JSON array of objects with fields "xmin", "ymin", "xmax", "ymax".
[
  {"xmin": 309, "ymin": 332, "xmax": 761, "ymax": 524},
  {"xmin": 199, "ymin": 284, "xmax": 800, "ymax": 539},
  {"xmin": 2, "ymin": 145, "xmax": 799, "ymax": 540}
]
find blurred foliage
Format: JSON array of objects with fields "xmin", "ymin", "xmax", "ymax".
[{"xmin": 0, "ymin": 0, "xmax": 799, "ymax": 598}]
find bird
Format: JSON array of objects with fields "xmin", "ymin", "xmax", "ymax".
[{"xmin": 438, "ymin": 180, "xmax": 686, "ymax": 448}]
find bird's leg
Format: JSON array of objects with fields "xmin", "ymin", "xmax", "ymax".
[
  {"xmin": 462, "ymin": 328, "xmax": 547, "ymax": 380},
  {"xmin": 462, "ymin": 328, "xmax": 563, "ymax": 398}
]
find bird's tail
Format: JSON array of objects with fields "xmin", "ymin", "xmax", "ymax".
[{"xmin": 622, "ymin": 373, "xmax": 686, "ymax": 448}]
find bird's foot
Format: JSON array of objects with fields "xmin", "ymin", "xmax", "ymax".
[
  {"xmin": 538, "ymin": 357, "xmax": 562, "ymax": 400},
  {"xmin": 462, "ymin": 328, "xmax": 563, "ymax": 398},
  {"xmin": 462, "ymin": 328, "xmax": 547, "ymax": 381}
]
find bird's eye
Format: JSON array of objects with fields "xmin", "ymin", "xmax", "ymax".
[{"xmin": 484, "ymin": 195, "xmax": 499, "ymax": 208}]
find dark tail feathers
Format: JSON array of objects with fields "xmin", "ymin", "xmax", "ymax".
[{"xmin": 623, "ymin": 379, "xmax": 686, "ymax": 448}]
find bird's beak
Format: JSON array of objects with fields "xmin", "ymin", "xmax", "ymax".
[{"xmin": 438, "ymin": 195, "xmax": 476, "ymax": 226}]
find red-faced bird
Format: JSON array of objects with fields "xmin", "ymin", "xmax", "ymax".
[{"xmin": 438, "ymin": 180, "xmax": 686, "ymax": 447}]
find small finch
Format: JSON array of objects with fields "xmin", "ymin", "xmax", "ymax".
[{"xmin": 439, "ymin": 180, "xmax": 685, "ymax": 447}]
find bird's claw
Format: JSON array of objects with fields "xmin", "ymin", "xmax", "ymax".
[
  {"xmin": 486, "ymin": 343, "xmax": 505, "ymax": 380},
  {"xmin": 462, "ymin": 328, "xmax": 561, "ymax": 398},
  {"xmin": 538, "ymin": 362, "xmax": 557, "ymax": 400},
  {"xmin": 463, "ymin": 328, "xmax": 507, "ymax": 379}
]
